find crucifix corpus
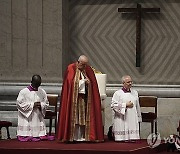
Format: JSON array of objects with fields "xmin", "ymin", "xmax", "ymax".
[{"xmin": 118, "ymin": 4, "xmax": 160, "ymax": 67}]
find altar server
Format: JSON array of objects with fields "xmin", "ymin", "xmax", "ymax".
[{"xmin": 111, "ymin": 75, "xmax": 142, "ymax": 142}]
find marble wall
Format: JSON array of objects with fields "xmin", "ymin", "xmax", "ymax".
[
  {"xmin": 0, "ymin": 0, "xmax": 68, "ymax": 83},
  {"xmin": 1, "ymin": 0, "xmax": 180, "ymax": 85}
]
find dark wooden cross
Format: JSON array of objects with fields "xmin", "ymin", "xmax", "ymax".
[{"xmin": 118, "ymin": 4, "xmax": 160, "ymax": 67}]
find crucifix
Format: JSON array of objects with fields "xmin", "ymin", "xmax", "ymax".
[{"xmin": 118, "ymin": 4, "xmax": 160, "ymax": 67}]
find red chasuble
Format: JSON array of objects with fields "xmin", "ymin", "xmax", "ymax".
[{"xmin": 57, "ymin": 62, "xmax": 104, "ymax": 142}]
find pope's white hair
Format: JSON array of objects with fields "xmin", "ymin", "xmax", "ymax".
[{"xmin": 78, "ymin": 55, "xmax": 88, "ymax": 63}]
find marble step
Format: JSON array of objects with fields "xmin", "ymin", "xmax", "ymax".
[
  {"xmin": 0, "ymin": 100, "xmax": 60, "ymax": 111},
  {"xmin": 0, "ymin": 100, "xmax": 17, "ymax": 111},
  {"xmin": 0, "ymin": 111, "xmax": 18, "ymax": 126}
]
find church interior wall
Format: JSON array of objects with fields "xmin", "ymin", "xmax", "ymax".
[
  {"xmin": 0, "ymin": 0, "xmax": 64, "ymax": 83},
  {"xmin": 0, "ymin": 0, "xmax": 180, "ymax": 85},
  {"xmin": 0, "ymin": 0, "xmax": 180, "ymax": 139}
]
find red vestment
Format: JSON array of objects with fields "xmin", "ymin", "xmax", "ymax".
[{"xmin": 57, "ymin": 62, "xmax": 104, "ymax": 142}]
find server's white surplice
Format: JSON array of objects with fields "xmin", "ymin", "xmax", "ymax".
[
  {"xmin": 111, "ymin": 89, "xmax": 142, "ymax": 141},
  {"xmin": 17, "ymin": 87, "xmax": 49, "ymax": 137}
]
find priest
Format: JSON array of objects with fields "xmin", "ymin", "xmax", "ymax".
[
  {"xmin": 111, "ymin": 75, "xmax": 142, "ymax": 142},
  {"xmin": 57, "ymin": 55, "xmax": 104, "ymax": 142}
]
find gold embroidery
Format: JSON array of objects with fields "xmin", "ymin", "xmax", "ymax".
[{"xmin": 69, "ymin": 67, "xmax": 80, "ymax": 141}]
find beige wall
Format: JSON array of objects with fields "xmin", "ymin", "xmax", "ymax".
[
  {"xmin": 68, "ymin": 0, "xmax": 180, "ymax": 85},
  {"xmin": 0, "ymin": 0, "xmax": 180, "ymax": 85},
  {"xmin": 0, "ymin": 0, "xmax": 180, "ymax": 139},
  {"xmin": 0, "ymin": 0, "xmax": 68, "ymax": 83}
]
